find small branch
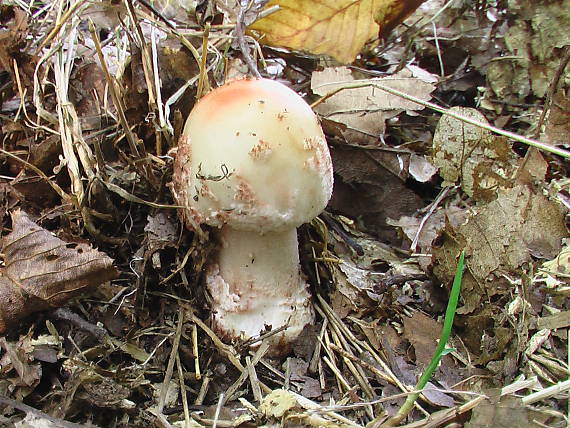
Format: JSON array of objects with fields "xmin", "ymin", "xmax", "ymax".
[
  {"xmin": 51, "ymin": 307, "xmax": 108, "ymax": 342},
  {"xmin": 235, "ymin": 0, "xmax": 261, "ymax": 78},
  {"xmin": 522, "ymin": 379, "xmax": 570, "ymax": 405}
]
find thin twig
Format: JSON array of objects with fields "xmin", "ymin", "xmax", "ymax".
[
  {"xmin": 125, "ymin": 0, "xmax": 157, "ymax": 110},
  {"xmin": 196, "ymin": 22, "xmax": 211, "ymax": 98},
  {"xmin": 235, "ymin": 0, "xmax": 261, "ymax": 78},
  {"xmin": 34, "ymin": 0, "xmax": 87, "ymax": 54},
  {"xmin": 522, "ymin": 379, "xmax": 570, "ymax": 405},
  {"xmin": 246, "ymin": 355, "xmax": 263, "ymax": 402},
  {"xmin": 0, "ymin": 148, "xmax": 70, "ymax": 202},
  {"xmin": 160, "ymin": 245, "xmax": 193, "ymax": 284},
  {"xmin": 411, "ymin": 186, "xmax": 456, "ymax": 252},
  {"xmin": 51, "ymin": 307, "xmax": 108, "ymax": 342},
  {"xmin": 192, "ymin": 323, "xmax": 201, "ymax": 380},
  {"xmin": 158, "ymin": 311, "xmax": 185, "ymax": 413},
  {"xmin": 329, "ymin": 344, "xmax": 394, "ymax": 384},
  {"xmin": 224, "ymin": 341, "xmax": 270, "ymax": 403},
  {"xmin": 176, "ymin": 353, "xmax": 191, "ymax": 428},
  {"xmin": 533, "ymin": 45, "xmax": 570, "ymax": 138},
  {"xmin": 311, "ymin": 79, "xmax": 570, "ymax": 159},
  {"xmin": 195, "ymin": 375, "xmax": 210, "ymax": 406},
  {"xmin": 102, "ymin": 181, "xmax": 183, "ymax": 209},
  {"xmin": 212, "ymin": 392, "xmax": 224, "ymax": 428},
  {"xmin": 432, "ymin": 22, "xmax": 445, "ymax": 77}
]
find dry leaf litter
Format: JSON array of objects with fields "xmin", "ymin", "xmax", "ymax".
[{"xmin": 0, "ymin": 0, "xmax": 569, "ymax": 427}]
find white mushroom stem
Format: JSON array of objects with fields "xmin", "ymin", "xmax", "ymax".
[{"xmin": 206, "ymin": 226, "xmax": 314, "ymax": 345}]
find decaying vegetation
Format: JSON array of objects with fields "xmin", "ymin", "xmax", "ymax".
[{"xmin": 0, "ymin": 0, "xmax": 569, "ymax": 427}]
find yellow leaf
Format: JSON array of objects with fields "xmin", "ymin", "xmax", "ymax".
[
  {"xmin": 248, "ymin": 0, "xmax": 425, "ymax": 64},
  {"xmin": 259, "ymin": 389, "xmax": 298, "ymax": 418}
]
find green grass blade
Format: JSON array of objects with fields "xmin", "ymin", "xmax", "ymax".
[{"xmin": 382, "ymin": 251, "xmax": 465, "ymax": 427}]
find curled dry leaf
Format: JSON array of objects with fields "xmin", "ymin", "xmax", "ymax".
[
  {"xmin": 408, "ymin": 154, "xmax": 438, "ymax": 183},
  {"xmin": 534, "ymin": 244, "xmax": 570, "ymax": 289},
  {"xmin": 0, "ymin": 210, "xmax": 118, "ymax": 333}
]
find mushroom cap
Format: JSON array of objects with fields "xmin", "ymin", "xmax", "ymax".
[{"xmin": 172, "ymin": 78, "xmax": 333, "ymax": 233}]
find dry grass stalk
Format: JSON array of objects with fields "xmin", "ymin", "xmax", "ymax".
[
  {"xmin": 175, "ymin": 353, "xmax": 191, "ymax": 427},
  {"xmin": 194, "ymin": 375, "xmax": 210, "ymax": 406},
  {"xmin": 245, "ymin": 355, "xmax": 263, "ymax": 402},
  {"xmin": 157, "ymin": 310, "xmax": 184, "ymax": 413},
  {"xmin": 224, "ymin": 341, "xmax": 270, "ymax": 403},
  {"xmin": 320, "ymin": 296, "xmax": 430, "ymax": 417},
  {"xmin": 89, "ymin": 22, "xmax": 140, "ymax": 158}
]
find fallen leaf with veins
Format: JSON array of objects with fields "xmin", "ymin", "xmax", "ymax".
[
  {"xmin": 249, "ymin": 0, "xmax": 426, "ymax": 64},
  {"xmin": 0, "ymin": 210, "xmax": 118, "ymax": 333},
  {"xmin": 431, "ymin": 107, "xmax": 518, "ymax": 202},
  {"xmin": 311, "ymin": 66, "xmax": 436, "ymax": 139}
]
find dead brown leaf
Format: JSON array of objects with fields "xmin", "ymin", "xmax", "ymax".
[
  {"xmin": 544, "ymin": 91, "xmax": 570, "ymax": 146},
  {"xmin": 0, "ymin": 5, "xmax": 37, "ymax": 88},
  {"xmin": 144, "ymin": 212, "xmax": 178, "ymax": 270},
  {"xmin": 434, "ymin": 184, "xmax": 567, "ymax": 315},
  {"xmin": 387, "ymin": 205, "xmax": 468, "ymax": 255},
  {"xmin": 534, "ymin": 243, "xmax": 570, "ymax": 290},
  {"xmin": 514, "ymin": 148, "xmax": 548, "ymax": 187},
  {"xmin": 484, "ymin": 0, "xmax": 570, "ymax": 107},
  {"xmin": 78, "ymin": 376, "xmax": 132, "ymax": 409},
  {"xmin": 311, "ymin": 66, "xmax": 436, "ymax": 139},
  {"xmin": 329, "ymin": 145, "xmax": 424, "ymax": 242},
  {"xmin": 537, "ymin": 311, "xmax": 570, "ymax": 330},
  {"xmin": 285, "ymin": 358, "xmax": 321, "ymax": 399},
  {"xmin": 0, "ymin": 210, "xmax": 118, "ymax": 333},
  {"xmin": 432, "ymin": 180, "xmax": 567, "ymax": 367},
  {"xmin": 466, "ymin": 393, "xmax": 548, "ymax": 428},
  {"xmin": 0, "ymin": 337, "xmax": 41, "ymax": 389},
  {"xmin": 402, "ymin": 311, "xmax": 456, "ymax": 407},
  {"xmin": 402, "ymin": 311, "xmax": 441, "ymax": 366},
  {"xmin": 431, "ymin": 107, "xmax": 517, "ymax": 202},
  {"xmin": 249, "ymin": 0, "xmax": 426, "ymax": 63},
  {"xmin": 69, "ymin": 62, "xmax": 110, "ymax": 131}
]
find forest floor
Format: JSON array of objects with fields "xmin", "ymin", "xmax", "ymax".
[{"xmin": 0, "ymin": 0, "xmax": 569, "ymax": 427}]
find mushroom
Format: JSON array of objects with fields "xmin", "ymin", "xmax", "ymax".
[{"xmin": 171, "ymin": 78, "xmax": 333, "ymax": 352}]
